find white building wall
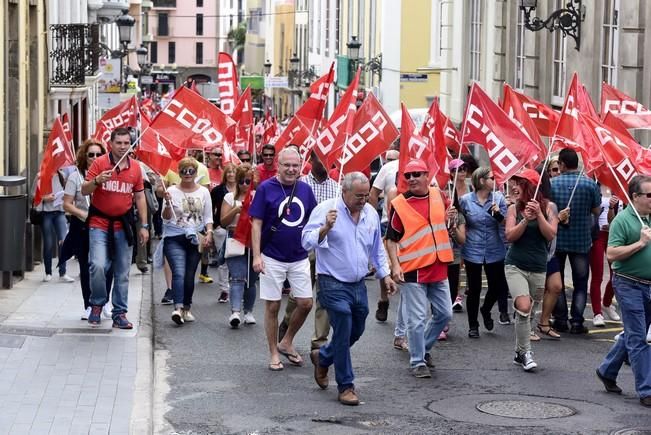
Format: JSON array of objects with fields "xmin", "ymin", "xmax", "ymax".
[{"xmin": 379, "ymin": 0, "xmax": 400, "ymax": 115}]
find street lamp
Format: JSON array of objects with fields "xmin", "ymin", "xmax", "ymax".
[
  {"xmin": 346, "ymin": 36, "xmax": 361, "ymax": 62},
  {"xmin": 289, "ymin": 53, "xmax": 300, "ymax": 88},
  {"xmin": 136, "ymin": 44, "xmax": 148, "ymax": 69},
  {"xmin": 263, "ymin": 59, "xmax": 272, "ymax": 76},
  {"xmin": 115, "ymin": 10, "xmax": 135, "ymax": 50},
  {"xmin": 519, "ymin": 0, "xmax": 585, "ymax": 51}
]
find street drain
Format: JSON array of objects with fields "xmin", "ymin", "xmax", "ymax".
[
  {"xmin": 476, "ymin": 400, "xmax": 576, "ymax": 419},
  {"xmin": 611, "ymin": 429, "xmax": 651, "ymax": 435}
]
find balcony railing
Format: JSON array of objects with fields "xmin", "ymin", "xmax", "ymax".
[{"xmin": 49, "ymin": 24, "xmax": 100, "ymax": 87}]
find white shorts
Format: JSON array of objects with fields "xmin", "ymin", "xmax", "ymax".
[{"xmin": 259, "ymin": 254, "xmax": 312, "ymax": 301}]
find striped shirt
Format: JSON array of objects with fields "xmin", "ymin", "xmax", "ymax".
[{"xmin": 300, "ymin": 173, "xmax": 339, "ymax": 204}]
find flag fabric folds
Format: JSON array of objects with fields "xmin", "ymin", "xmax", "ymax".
[
  {"xmin": 34, "ymin": 117, "xmax": 75, "ymax": 205},
  {"xmin": 217, "ymin": 52, "xmax": 240, "ymax": 115}
]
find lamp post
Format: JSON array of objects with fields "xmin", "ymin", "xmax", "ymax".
[
  {"xmin": 288, "ymin": 54, "xmax": 300, "ymax": 115},
  {"xmin": 519, "ymin": 0, "xmax": 585, "ymax": 51},
  {"xmin": 263, "ymin": 59, "xmax": 272, "ymax": 76},
  {"xmin": 136, "ymin": 44, "xmax": 149, "ymax": 94},
  {"xmin": 262, "ymin": 60, "xmax": 272, "ymax": 115},
  {"xmin": 346, "ymin": 35, "xmax": 362, "ymax": 85},
  {"xmin": 115, "ymin": 10, "xmax": 135, "ymax": 92}
]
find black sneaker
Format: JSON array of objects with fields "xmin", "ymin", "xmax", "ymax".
[
  {"xmin": 468, "ymin": 327, "xmax": 480, "ymax": 338},
  {"xmin": 595, "ymin": 369, "xmax": 622, "ymax": 394},
  {"xmin": 88, "ymin": 306, "xmax": 102, "ymax": 326},
  {"xmin": 480, "ymin": 307, "xmax": 494, "ymax": 331},
  {"xmin": 376, "ymin": 300, "xmax": 389, "ymax": 322},
  {"xmin": 513, "ymin": 351, "xmax": 537, "ymax": 371},
  {"xmin": 218, "ymin": 291, "xmax": 229, "ymax": 303},
  {"xmin": 161, "ymin": 288, "xmax": 173, "ymax": 305},
  {"xmin": 499, "ymin": 312, "xmax": 511, "ymax": 325},
  {"xmin": 424, "ymin": 353, "xmax": 435, "ymax": 368},
  {"xmin": 570, "ymin": 324, "xmax": 589, "ymax": 334}
]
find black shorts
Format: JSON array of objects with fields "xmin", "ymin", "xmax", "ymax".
[{"xmin": 546, "ymin": 256, "xmax": 560, "ymax": 276}]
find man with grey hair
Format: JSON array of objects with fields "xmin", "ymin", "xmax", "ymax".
[
  {"xmin": 250, "ymin": 147, "xmax": 317, "ymax": 371},
  {"xmin": 302, "ymin": 171, "xmax": 398, "ymax": 406},
  {"xmin": 596, "ymin": 174, "xmax": 651, "ymax": 407}
]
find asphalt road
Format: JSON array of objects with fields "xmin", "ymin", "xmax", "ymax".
[{"xmin": 150, "ymin": 266, "xmax": 650, "ymax": 435}]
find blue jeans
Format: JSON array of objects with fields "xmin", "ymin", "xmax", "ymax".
[
  {"xmin": 226, "ymin": 250, "xmax": 258, "ymax": 312},
  {"xmin": 401, "ymin": 280, "xmax": 453, "ymax": 368},
  {"xmin": 163, "ymin": 235, "xmax": 202, "ymax": 308},
  {"xmin": 89, "ymin": 228, "xmax": 131, "ymax": 316},
  {"xmin": 554, "ymin": 252, "xmax": 589, "ymax": 326},
  {"xmin": 598, "ymin": 275, "xmax": 651, "ymax": 399},
  {"xmin": 41, "ymin": 211, "xmax": 68, "ymax": 276},
  {"xmin": 317, "ymin": 275, "xmax": 369, "ymax": 393},
  {"xmin": 394, "ymin": 292, "xmax": 407, "ymax": 337}
]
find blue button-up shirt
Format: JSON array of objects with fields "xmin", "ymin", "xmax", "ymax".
[
  {"xmin": 551, "ymin": 171, "xmax": 601, "ymax": 254},
  {"xmin": 302, "ymin": 197, "xmax": 390, "ymax": 283},
  {"xmin": 459, "ymin": 191, "xmax": 508, "ymax": 264}
]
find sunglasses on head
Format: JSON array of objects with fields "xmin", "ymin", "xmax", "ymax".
[
  {"xmin": 179, "ymin": 167, "xmax": 197, "ymax": 176},
  {"xmin": 404, "ymin": 172, "xmax": 424, "ymax": 180},
  {"xmin": 87, "ymin": 152, "xmax": 104, "ymax": 158},
  {"xmin": 239, "ymin": 178, "xmax": 252, "ymax": 185},
  {"xmin": 635, "ymin": 192, "xmax": 651, "ymax": 198}
]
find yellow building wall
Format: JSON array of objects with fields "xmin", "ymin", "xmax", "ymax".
[
  {"xmin": 400, "ymin": 0, "xmax": 439, "ymax": 109},
  {"xmin": 273, "ymin": 2, "xmax": 295, "ymax": 117}
]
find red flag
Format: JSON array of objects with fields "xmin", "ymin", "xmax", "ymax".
[
  {"xmin": 336, "ymin": 93, "xmax": 399, "ymax": 174},
  {"xmin": 139, "ymin": 108, "xmax": 185, "ymax": 173},
  {"xmin": 61, "ymin": 113, "xmax": 74, "ymax": 147},
  {"xmin": 501, "ymin": 84, "xmax": 547, "ymax": 164},
  {"xmin": 420, "ymin": 98, "xmax": 453, "ymax": 188},
  {"xmin": 232, "ymin": 188, "xmax": 253, "ymax": 246},
  {"xmin": 295, "ymin": 62, "xmax": 334, "ymax": 134},
  {"xmin": 217, "ymin": 52, "xmax": 240, "ymax": 115},
  {"xmin": 273, "ymin": 115, "xmax": 311, "ymax": 152},
  {"xmin": 149, "ymin": 86, "xmax": 236, "ymax": 150},
  {"xmin": 602, "ymin": 112, "xmax": 651, "ymax": 176},
  {"xmin": 580, "ymin": 113, "xmax": 641, "ymax": 203},
  {"xmin": 462, "ymin": 83, "xmax": 539, "ymax": 185},
  {"xmin": 312, "ymin": 68, "xmax": 361, "ymax": 167},
  {"xmin": 189, "ymin": 79, "xmax": 200, "ymax": 95},
  {"xmin": 34, "ymin": 118, "xmax": 76, "ymax": 204},
  {"xmin": 601, "ymin": 82, "xmax": 651, "ymax": 129},
  {"xmin": 228, "ymin": 86, "xmax": 254, "ymax": 153},
  {"xmin": 552, "ymin": 73, "xmax": 596, "ymax": 153},
  {"xmin": 501, "ymin": 86, "xmax": 560, "ymax": 137},
  {"xmin": 93, "ymin": 96, "xmax": 138, "ymax": 146},
  {"xmin": 397, "ymin": 103, "xmax": 437, "ymax": 193},
  {"xmin": 263, "ymin": 116, "xmax": 278, "ymax": 145}
]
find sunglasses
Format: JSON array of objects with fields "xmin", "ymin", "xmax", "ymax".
[
  {"xmin": 484, "ymin": 176, "xmax": 495, "ymax": 180},
  {"xmin": 635, "ymin": 192, "xmax": 651, "ymax": 198},
  {"xmin": 87, "ymin": 152, "xmax": 104, "ymax": 158},
  {"xmin": 262, "ymin": 153, "xmax": 275, "ymax": 158},
  {"xmin": 179, "ymin": 167, "xmax": 197, "ymax": 176},
  {"xmin": 240, "ymin": 158, "xmax": 251, "ymax": 162},
  {"xmin": 211, "ymin": 153, "xmax": 223, "ymax": 157},
  {"xmin": 239, "ymin": 178, "xmax": 252, "ymax": 185},
  {"xmin": 404, "ymin": 172, "xmax": 424, "ymax": 180}
]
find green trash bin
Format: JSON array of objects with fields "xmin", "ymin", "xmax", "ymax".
[{"xmin": 0, "ymin": 176, "xmax": 26, "ymax": 288}]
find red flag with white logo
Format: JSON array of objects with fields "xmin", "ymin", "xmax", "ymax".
[
  {"xmin": 263, "ymin": 115, "xmax": 278, "ymax": 145},
  {"xmin": 232, "ymin": 188, "xmax": 253, "ymax": 247},
  {"xmin": 462, "ymin": 83, "xmax": 539, "ymax": 185},
  {"xmin": 552, "ymin": 73, "xmax": 597, "ymax": 153},
  {"xmin": 228, "ymin": 86, "xmax": 254, "ymax": 153},
  {"xmin": 61, "ymin": 112, "xmax": 74, "ymax": 148},
  {"xmin": 420, "ymin": 98, "xmax": 454, "ymax": 188},
  {"xmin": 93, "ymin": 96, "xmax": 138, "ymax": 146},
  {"xmin": 335, "ymin": 92, "xmax": 399, "ymax": 174},
  {"xmin": 397, "ymin": 103, "xmax": 438, "ymax": 193},
  {"xmin": 217, "ymin": 52, "xmax": 240, "ymax": 116},
  {"xmin": 139, "ymin": 108, "xmax": 185, "ymax": 173},
  {"xmin": 312, "ymin": 68, "xmax": 361, "ymax": 168},
  {"xmin": 501, "ymin": 84, "xmax": 547, "ymax": 164},
  {"xmin": 149, "ymin": 86, "xmax": 236, "ymax": 150},
  {"xmin": 601, "ymin": 82, "xmax": 651, "ymax": 129},
  {"xmin": 34, "ymin": 117, "xmax": 76, "ymax": 204},
  {"xmin": 602, "ymin": 112, "xmax": 651, "ymax": 176},
  {"xmin": 295, "ymin": 62, "xmax": 334, "ymax": 135},
  {"xmin": 501, "ymin": 86, "xmax": 560, "ymax": 137},
  {"xmin": 273, "ymin": 115, "xmax": 311, "ymax": 153}
]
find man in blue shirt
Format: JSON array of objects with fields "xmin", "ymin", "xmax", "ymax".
[
  {"xmin": 302, "ymin": 172, "xmax": 398, "ymax": 406},
  {"xmin": 551, "ymin": 148, "xmax": 601, "ymax": 334}
]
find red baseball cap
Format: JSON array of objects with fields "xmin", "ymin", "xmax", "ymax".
[
  {"xmin": 513, "ymin": 168, "xmax": 540, "ymax": 186},
  {"xmin": 404, "ymin": 159, "xmax": 428, "ymax": 173}
]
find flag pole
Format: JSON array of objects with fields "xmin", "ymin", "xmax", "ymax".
[
  {"xmin": 604, "ymin": 161, "xmax": 645, "ymax": 226},
  {"xmin": 533, "ymin": 145, "xmax": 553, "ymax": 200},
  {"xmin": 449, "ymin": 86, "xmax": 474, "ymax": 225},
  {"xmin": 565, "ymin": 167, "xmax": 584, "ymax": 209}
]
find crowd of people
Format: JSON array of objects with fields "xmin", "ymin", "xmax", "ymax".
[{"xmin": 32, "ymin": 131, "xmax": 651, "ymax": 408}]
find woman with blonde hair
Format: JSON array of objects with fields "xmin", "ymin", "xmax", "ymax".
[
  {"xmin": 221, "ymin": 163, "xmax": 258, "ymax": 328},
  {"xmin": 162, "ymin": 157, "xmax": 214, "ymax": 325}
]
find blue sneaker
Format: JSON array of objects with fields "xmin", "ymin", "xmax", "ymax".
[
  {"xmin": 88, "ymin": 306, "xmax": 102, "ymax": 326},
  {"xmin": 112, "ymin": 314, "xmax": 133, "ymax": 330}
]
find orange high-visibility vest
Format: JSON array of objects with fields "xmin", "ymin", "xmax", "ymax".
[{"xmin": 391, "ymin": 187, "xmax": 453, "ymax": 272}]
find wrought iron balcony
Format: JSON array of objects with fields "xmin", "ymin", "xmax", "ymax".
[{"xmin": 49, "ymin": 24, "xmax": 100, "ymax": 87}]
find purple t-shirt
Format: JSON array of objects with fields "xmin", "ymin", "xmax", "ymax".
[{"xmin": 249, "ymin": 177, "xmax": 317, "ymax": 262}]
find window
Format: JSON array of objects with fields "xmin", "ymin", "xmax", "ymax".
[
  {"xmin": 150, "ymin": 41, "xmax": 158, "ymax": 63},
  {"xmin": 551, "ymin": 0, "xmax": 567, "ymax": 106},
  {"xmin": 335, "ymin": 0, "xmax": 340, "ymax": 55},
  {"xmin": 196, "ymin": 13, "xmax": 203, "ymax": 35},
  {"xmin": 601, "ymin": 0, "xmax": 619, "ymax": 86},
  {"xmin": 308, "ymin": 1, "xmax": 313, "ymax": 51},
  {"xmin": 168, "ymin": 41, "xmax": 175, "ymax": 64},
  {"xmin": 514, "ymin": 9, "xmax": 526, "ymax": 90},
  {"xmin": 196, "ymin": 0, "xmax": 203, "ymax": 6},
  {"xmin": 316, "ymin": 0, "xmax": 321, "ymax": 55},
  {"xmin": 153, "ymin": 0, "xmax": 176, "ymax": 7},
  {"xmin": 357, "ymin": 0, "xmax": 364, "ymax": 58},
  {"xmin": 325, "ymin": 0, "xmax": 330, "ymax": 56},
  {"xmin": 157, "ymin": 13, "xmax": 169, "ymax": 36},
  {"xmin": 248, "ymin": 8, "xmax": 261, "ymax": 34},
  {"xmin": 469, "ymin": 0, "xmax": 481, "ymax": 81},
  {"xmin": 196, "ymin": 42, "xmax": 203, "ymax": 64}
]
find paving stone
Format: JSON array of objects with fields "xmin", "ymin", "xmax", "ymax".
[{"xmin": 8, "ymin": 423, "xmax": 31, "ymax": 435}]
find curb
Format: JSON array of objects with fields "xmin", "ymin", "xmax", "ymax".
[{"xmin": 129, "ymin": 270, "xmax": 154, "ymax": 435}]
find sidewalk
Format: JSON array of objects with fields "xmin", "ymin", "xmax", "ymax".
[{"xmin": 0, "ymin": 260, "xmax": 152, "ymax": 435}]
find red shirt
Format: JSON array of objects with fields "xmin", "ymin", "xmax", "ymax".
[
  {"xmin": 387, "ymin": 192, "xmax": 449, "ymax": 283},
  {"xmin": 87, "ymin": 154, "xmax": 144, "ymax": 230},
  {"xmin": 208, "ymin": 167, "xmax": 223, "ymax": 190},
  {"xmin": 256, "ymin": 163, "xmax": 277, "ymax": 183}
]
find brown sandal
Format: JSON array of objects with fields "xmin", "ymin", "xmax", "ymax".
[{"xmin": 537, "ymin": 324, "xmax": 561, "ymax": 339}]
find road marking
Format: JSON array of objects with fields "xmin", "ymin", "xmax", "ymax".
[{"xmin": 588, "ymin": 327, "xmax": 623, "ymax": 334}]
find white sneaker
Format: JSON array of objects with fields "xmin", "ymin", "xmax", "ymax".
[
  {"xmin": 59, "ymin": 274, "xmax": 75, "ymax": 283},
  {"xmin": 593, "ymin": 314, "xmax": 606, "ymax": 327},
  {"xmin": 172, "ymin": 308, "xmax": 184, "ymax": 325},
  {"xmin": 614, "ymin": 331, "xmax": 624, "ymax": 341},
  {"xmin": 647, "ymin": 325, "xmax": 651, "ymax": 343},
  {"xmin": 81, "ymin": 307, "xmax": 91, "ymax": 320},
  {"xmin": 602, "ymin": 305, "xmax": 621, "ymax": 321},
  {"xmin": 243, "ymin": 312, "xmax": 256, "ymax": 325},
  {"xmin": 229, "ymin": 312, "xmax": 241, "ymax": 329},
  {"xmin": 102, "ymin": 305, "xmax": 112, "ymax": 319},
  {"xmin": 43, "ymin": 274, "xmax": 52, "ymax": 282},
  {"xmin": 182, "ymin": 309, "xmax": 196, "ymax": 322}
]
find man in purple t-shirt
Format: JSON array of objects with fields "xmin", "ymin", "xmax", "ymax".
[{"xmin": 251, "ymin": 147, "xmax": 318, "ymax": 371}]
